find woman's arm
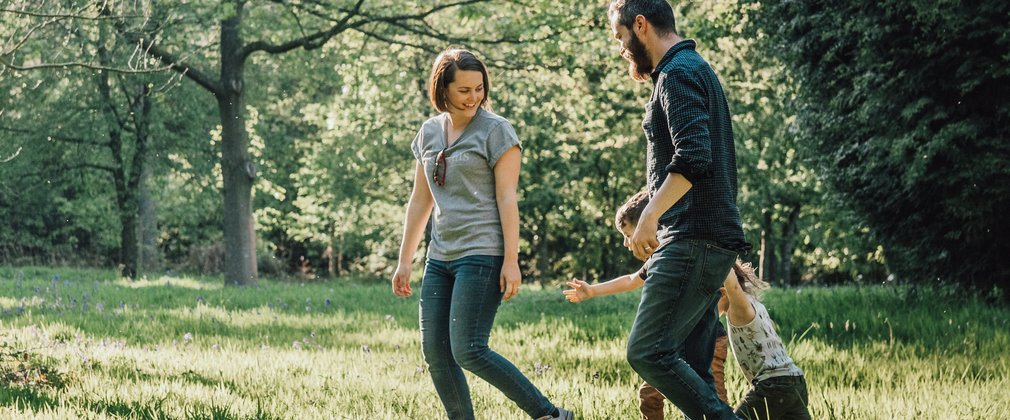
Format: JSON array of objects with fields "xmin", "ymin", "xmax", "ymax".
[
  {"xmin": 494, "ymin": 146, "xmax": 522, "ymax": 301},
  {"xmin": 392, "ymin": 162, "xmax": 434, "ymax": 297},
  {"xmin": 564, "ymin": 273, "xmax": 645, "ymax": 302}
]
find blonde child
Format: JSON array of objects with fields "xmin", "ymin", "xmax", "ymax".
[{"xmin": 721, "ymin": 262, "xmax": 811, "ymax": 420}]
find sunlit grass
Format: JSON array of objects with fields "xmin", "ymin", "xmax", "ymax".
[{"xmin": 1, "ymin": 266, "xmax": 1008, "ymax": 419}]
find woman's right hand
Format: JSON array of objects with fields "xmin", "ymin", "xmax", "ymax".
[
  {"xmin": 563, "ymin": 278, "xmax": 594, "ymax": 303},
  {"xmin": 392, "ymin": 264, "xmax": 413, "ymax": 297}
]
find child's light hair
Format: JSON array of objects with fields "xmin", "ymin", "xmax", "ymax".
[{"xmin": 732, "ymin": 259, "xmax": 769, "ymax": 300}]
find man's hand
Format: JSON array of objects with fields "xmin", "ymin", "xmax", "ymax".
[{"xmin": 630, "ymin": 216, "xmax": 661, "ymax": 261}]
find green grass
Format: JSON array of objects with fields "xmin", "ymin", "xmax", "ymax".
[{"xmin": 1, "ymin": 266, "xmax": 1008, "ymax": 419}]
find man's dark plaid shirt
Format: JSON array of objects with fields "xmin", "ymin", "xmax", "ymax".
[{"xmin": 644, "ymin": 40, "xmax": 750, "ymax": 253}]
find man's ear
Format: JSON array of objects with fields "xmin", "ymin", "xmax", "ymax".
[{"xmin": 634, "ymin": 14, "xmax": 649, "ymax": 36}]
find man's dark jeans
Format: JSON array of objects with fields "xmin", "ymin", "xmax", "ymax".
[{"xmin": 627, "ymin": 239, "xmax": 739, "ymax": 420}]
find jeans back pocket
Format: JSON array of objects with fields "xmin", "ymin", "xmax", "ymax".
[{"xmin": 697, "ymin": 242, "xmax": 737, "ymax": 295}]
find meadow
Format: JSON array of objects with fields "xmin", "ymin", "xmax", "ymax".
[{"xmin": 1, "ymin": 266, "xmax": 1008, "ymax": 419}]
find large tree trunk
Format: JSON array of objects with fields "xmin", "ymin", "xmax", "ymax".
[
  {"xmin": 97, "ymin": 22, "xmax": 138, "ymax": 279},
  {"xmin": 130, "ymin": 83, "xmax": 153, "ymax": 276},
  {"xmin": 760, "ymin": 209, "xmax": 776, "ymax": 284},
  {"xmin": 778, "ymin": 204, "xmax": 801, "ymax": 286},
  {"xmin": 218, "ymin": 5, "xmax": 258, "ymax": 285}
]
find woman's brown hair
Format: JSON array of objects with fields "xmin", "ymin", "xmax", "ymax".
[{"xmin": 428, "ymin": 48, "xmax": 490, "ymax": 112}]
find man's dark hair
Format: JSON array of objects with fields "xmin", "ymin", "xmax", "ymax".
[{"xmin": 609, "ymin": 0, "xmax": 678, "ymax": 36}]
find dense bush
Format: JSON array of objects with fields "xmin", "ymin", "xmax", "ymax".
[{"xmin": 749, "ymin": 0, "xmax": 1010, "ymax": 297}]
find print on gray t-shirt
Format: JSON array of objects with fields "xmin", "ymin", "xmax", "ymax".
[
  {"xmin": 728, "ymin": 295, "xmax": 804, "ymax": 383},
  {"xmin": 411, "ymin": 108, "xmax": 521, "ymax": 261}
]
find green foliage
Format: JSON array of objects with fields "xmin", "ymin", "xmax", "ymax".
[
  {"xmin": 1, "ymin": 266, "xmax": 1008, "ymax": 418},
  {"xmin": 1, "ymin": 0, "xmax": 909, "ymax": 287},
  {"xmin": 748, "ymin": 0, "xmax": 1010, "ymax": 295}
]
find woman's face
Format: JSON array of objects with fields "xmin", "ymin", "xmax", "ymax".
[{"xmin": 445, "ymin": 70, "xmax": 485, "ymax": 119}]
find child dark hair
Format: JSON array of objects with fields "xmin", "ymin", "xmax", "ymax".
[{"xmin": 615, "ymin": 191, "xmax": 650, "ymax": 230}]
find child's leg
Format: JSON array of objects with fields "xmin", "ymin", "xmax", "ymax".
[
  {"xmin": 781, "ymin": 376, "xmax": 812, "ymax": 420},
  {"xmin": 638, "ymin": 381, "xmax": 665, "ymax": 420},
  {"xmin": 711, "ymin": 332, "xmax": 729, "ymax": 403},
  {"xmin": 734, "ymin": 375, "xmax": 810, "ymax": 420}
]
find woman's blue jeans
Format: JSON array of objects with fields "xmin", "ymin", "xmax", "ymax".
[
  {"xmin": 627, "ymin": 239, "xmax": 740, "ymax": 420},
  {"xmin": 419, "ymin": 255, "xmax": 555, "ymax": 420}
]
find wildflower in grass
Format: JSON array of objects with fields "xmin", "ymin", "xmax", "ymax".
[
  {"xmin": 533, "ymin": 362, "xmax": 551, "ymax": 376},
  {"xmin": 183, "ymin": 333, "xmax": 193, "ymax": 343}
]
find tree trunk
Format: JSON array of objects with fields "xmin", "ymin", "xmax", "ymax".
[
  {"xmin": 535, "ymin": 218, "xmax": 549, "ymax": 281},
  {"xmin": 138, "ymin": 159, "xmax": 160, "ymax": 273},
  {"xmin": 778, "ymin": 204, "xmax": 801, "ymax": 286},
  {"xmin": 130, "ymin": 82, "xmax": 154, "ymax": 276},
  {"xmin": 96, "ymin": 22, "xmax": 138, "ymax": 279},
  {"xmin": 760, "ymin": 209, "xmax": 776, "ymax": 284},
  {"xmin": 218, "ymin": 5, "xmax": 258, "ymax": 286}
]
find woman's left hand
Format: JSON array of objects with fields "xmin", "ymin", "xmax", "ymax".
[{"xmin": 500, "ymin": 261, "xmax": 522, "ymax": 301}]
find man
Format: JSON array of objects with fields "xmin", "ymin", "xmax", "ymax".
[{"xmin": 607, "ymin": 1, "xmax": 750, "ymax": 419}]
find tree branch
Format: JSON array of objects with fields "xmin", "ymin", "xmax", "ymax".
[
  {"xmin": 101, "ymin": 2, "xmax": 222, "ymax": 96},
  {"xmin": 0, "ymin": 126, "xmax": 109, "ymax": 147},
  {"xmin": 0, "ymin": 8, "xmax": 143, "ymax": 20},
  {"xmin": 1, "ymin": 147, "xmax": 21, "ymax": 163},
  {"xmin": 70, "ymin": 162, "xmax": 117, "ymax": 174},
  {"xmin": 354, "ymin": 28, "xmax": 439, "ymax": 55},
  {"xmin": 117, "ymin": 36, "xmax": 221, "ymax": 95},
  {"xmin": 240, "ymin": 0, "xmax": 366, "ymax": 57}
]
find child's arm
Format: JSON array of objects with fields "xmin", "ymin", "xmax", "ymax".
[
  {"xmin": 723, "ymin": 270, "xmax": 756, "ymax": 325},
  {"xmin": 564, "ymin": 272, "xmax": 645, "ymax": 302}
]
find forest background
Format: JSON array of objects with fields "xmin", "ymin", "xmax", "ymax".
[{"xmin": 2, "ymin": 0, "xmax": 1007, "ymax": 300}]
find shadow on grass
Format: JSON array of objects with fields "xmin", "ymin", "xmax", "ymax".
[{"xmin": 0, "ymin": 384, "xmax": 61, "ymax": 413}]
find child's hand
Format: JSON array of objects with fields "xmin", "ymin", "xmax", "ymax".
[{"xmin": 563, "ymin": 278, "xmax": 594, "ymax": 302}]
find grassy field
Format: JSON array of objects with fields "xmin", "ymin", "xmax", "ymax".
[{"xmin": 1, "ymin": 266, "xmax": 1008, "ymax": 419}]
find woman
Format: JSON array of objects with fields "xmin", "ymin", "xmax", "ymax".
[{"xmin": 391, "ymin": 48, "xmax": 572, "ymax": 420}]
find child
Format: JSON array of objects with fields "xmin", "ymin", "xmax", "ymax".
[
  {"xmin": 564, "ymin": 191, "xmax": 729, "ymax": 419},
  {"xmin": 722, "ymin": 262, "xmax": 811, "ymax": 420}
]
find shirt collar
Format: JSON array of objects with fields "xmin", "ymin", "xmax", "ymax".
[{"xmin": 651, "ymin": 39, "xmax": 697, "ymax": 81}]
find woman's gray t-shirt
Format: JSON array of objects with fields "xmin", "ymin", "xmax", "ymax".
[{"xmin": 410, "ymin": 108, "xmax": 521, "ymax": 261}]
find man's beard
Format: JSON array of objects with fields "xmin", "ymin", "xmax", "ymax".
[{"xmin": 625, "ymin": 31, "xmax": 653, "ymax": 82}]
